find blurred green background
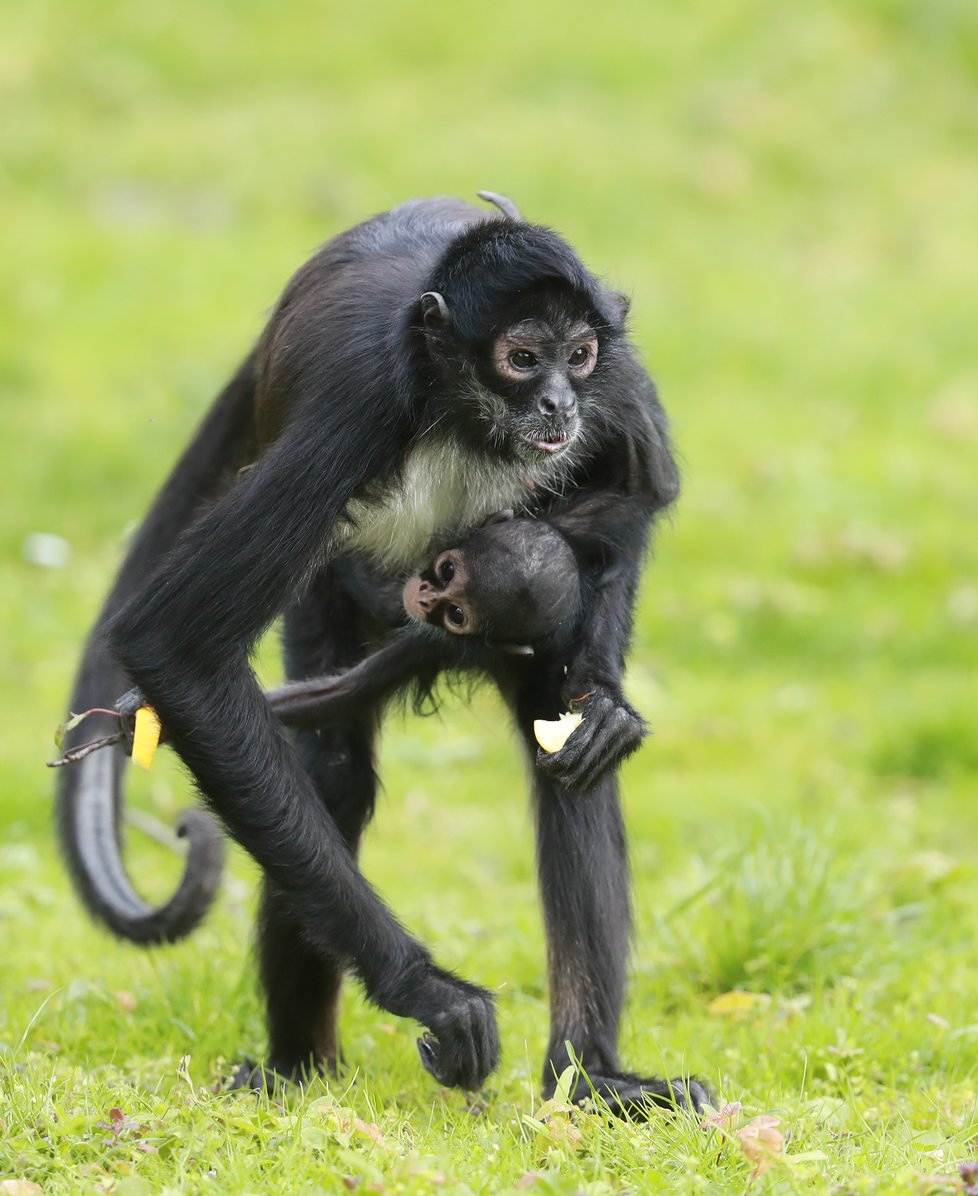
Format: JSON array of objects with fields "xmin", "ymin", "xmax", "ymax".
[{"xmin": 2, "ymin": 1, "xmax": 977, "ymax": 1191}]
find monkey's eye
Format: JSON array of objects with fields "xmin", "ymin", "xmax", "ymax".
[
  {"xmin": 438, "ymin": 558, "xmax": 455, "ymax": 584},
  {"xmin": 508, "ymin": 350, "xmax": 537, "ymax": 370},
  {"xmin": 445, "ymin": 605, "xmax": 467, "ymax": 629},
  {"xmin": 568, "ymin": 346, "xmax": 591, "ymax": 367}
]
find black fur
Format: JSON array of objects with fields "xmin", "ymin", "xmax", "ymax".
[
  {"xmin": 264, "ymin": 496, "xmax": 644, "ymax": 725},
  {"xmin": 57, "ymin": 194, "xmax": 700, "ymax": 1114}
]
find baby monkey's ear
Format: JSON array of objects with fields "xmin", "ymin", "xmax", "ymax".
[{"xmin": 480, "ymin": 509, "xmax": 515, "ymax": 527}]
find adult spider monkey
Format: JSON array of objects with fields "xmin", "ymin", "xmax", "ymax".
[{"xmin": 57, "ymin": 192, "xmax": 705, "ymax": 1114}]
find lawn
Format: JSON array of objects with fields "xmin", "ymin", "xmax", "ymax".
[{"xmin": 2, "ymin": 1, "xmax": 977, "ymax": 1192}]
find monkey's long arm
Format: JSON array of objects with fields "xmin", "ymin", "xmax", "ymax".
[
  {"xmin": 537, "ymin": 363, "xmax": 679, "ymax": 793},
  {"xmin": 267, "ymin": 630, "xmax": 453, "ymax": 726},
  {"xmin": 108, "ymin": 383, "xmax": 498, "ymax": 1090}
]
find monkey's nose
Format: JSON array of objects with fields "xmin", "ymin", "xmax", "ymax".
[{"xmin": 537, "ymin": 387, "xmax": 576, "ymax": 417}]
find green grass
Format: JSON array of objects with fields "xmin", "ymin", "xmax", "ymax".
[{"xmin": 2, "ymin": 0, "xmax": 978, "ymax": 1191}]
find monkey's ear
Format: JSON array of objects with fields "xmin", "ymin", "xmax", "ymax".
[
  {"xmin": 494, "ymin": 642, "xmax": 535, "ymax": 657},
  {"xmin": 419, "ymin": 291, "xmax": 451, "ymax": 328},
  {"xmin": 481, "ymin": 509, "xmax": 515, "ymax": 526},
  {"xmin": 612, "ymin": 291, "xmax": 631, "ymax": 321}
]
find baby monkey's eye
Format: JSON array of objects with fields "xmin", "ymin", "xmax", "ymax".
[
  {"xmin": 446, "ymin": 605, "xmax": 466, "ymax": 629},
  {"xmin": 508, "ymin": 350, "xmax": 537, "ymax": 370},
  {"xmin": 568, "ymin": 346, "xmax": 591, "ymax": 367},
  {"xmin": 438, "ymin": 558, "xmax": 455, "ymax": 584}
]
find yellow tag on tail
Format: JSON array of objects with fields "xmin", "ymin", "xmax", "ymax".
[{"xmin": 132, "ymin": 705, "xmax": 162, "ymax": 770}]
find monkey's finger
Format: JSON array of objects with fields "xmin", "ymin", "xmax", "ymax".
[
  {"xmin": 560, "ymin": 714, "xmax": 642, "ymax": 791},
  {"xmin": 473, "ymin": 1000, "xmax": 500, "ymax": 1087},
  {"xmin": 569, "ymin": 695, "xmax": 644, "ymax": 770},
  {"xmin": 417, "ymin": 1034, "xmax": 444, "ymax": 1081},
  {"xmin": 429, "ymin": 998, "xmax": 497, "ymax": 1090},
  {"xmin": 419, "ymin": 1031, "xmax": 465, "ymax": 1089},
  {"xmin": 438, "ymin": 1026, "xmax": 475, "ymax": 1090},
  {"xmin": 457, "ymin": 999, "xmax": 494, "ymax": 1089},
  {"xmin": 536, "ymin": 698, "xmax": 616, "ymax": 779},
  {"xmin": 438, "ymin": 1026, "xmax": 470, "ymax": 1090},
  {"xmin": 542, "ymin": 703, "xmax": 642, "ymax": 791},
  {"xmin": 570, "ymin": 715, "xmax": 633, "ymax": 785},
  {"xmin": 460, "ymin": 1011, "xmax": 486, "ymax": 1090},
  {"xmin": 545, "ymin": 694, "xmax": 619, "ymax": 769},
  {"xmin": 419, "ymin": 1015, "xmax": 471, "ymax": 1089}
]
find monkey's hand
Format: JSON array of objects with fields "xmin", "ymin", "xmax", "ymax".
[
  {"xmin": 536, "ymin": 683, "xmax": 647, "ymax": 792},
  {"xmin": 408, "ymin": 964, "xmax": 499, "ymax": 1091}
]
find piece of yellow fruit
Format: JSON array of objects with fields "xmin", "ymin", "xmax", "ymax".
[
  {"xmin": 533, "ymin": 711, "xmax": 583, "ymax": 754},
  {"xmin": 132, "ymin": 705, "xmax": 162, "ymax": 771}
]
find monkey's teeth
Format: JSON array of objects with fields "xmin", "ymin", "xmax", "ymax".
[{"xmin": 534, "ymin": 711, "xmax": 583, "ymax": 753}]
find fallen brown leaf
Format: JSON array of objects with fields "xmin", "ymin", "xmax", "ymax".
[{"xmin": 737, "ymin": 1114, "xmax": 784, "ymax": 1180}]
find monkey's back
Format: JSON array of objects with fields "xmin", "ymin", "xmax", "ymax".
[{"xmin": 252, "ymin": 197, "xmax": 494, "ymax": 446}]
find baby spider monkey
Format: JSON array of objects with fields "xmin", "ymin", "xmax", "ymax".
[{"xmin": 266, "ymin": 497, "xmax": 630, "ymax": 732}]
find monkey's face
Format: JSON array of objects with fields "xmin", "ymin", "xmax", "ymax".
[
  {"xmin": 402, "ymin": 550, "xmax": 479, "ymax": 636},
  {"xmin": 481, "ymin": 315, "xmax": 596, "ymax": 462},
  {"xmin": 419, "ymin": 285, "xmax": 601, "ymax": 464}
]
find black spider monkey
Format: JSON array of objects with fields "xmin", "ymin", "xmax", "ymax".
[{"xmin": 57, "ymin": 192, "xmax": 706, "ymax": 1114}]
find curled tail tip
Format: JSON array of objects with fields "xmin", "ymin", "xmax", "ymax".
[
  {"xmin": 57, "ymin": 749, "xmax": 226, "ymax": 945},
  {"xmin": 99, "ymin": 813, "xmax": 226, "ymax": 945}
]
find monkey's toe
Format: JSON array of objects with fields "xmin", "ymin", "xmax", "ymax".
[{"xmin": 552, "ymin": 1070, "xmax": 711, "ymax": 1119}]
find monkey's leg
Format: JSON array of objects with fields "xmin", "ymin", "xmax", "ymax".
[
  {"xmin": 513, "ymin": 700, "xmax": 708, "ymax": 1117},
  {"xmin": 248, "ymin": 720, "xmax": 377, "ymax": 1088},
  {"xmin": 231, "ymin": 579, "xmax": 379, "ymax": 1091}
]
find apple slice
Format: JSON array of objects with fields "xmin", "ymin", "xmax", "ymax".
[{"xmin": 533, "ymin": 711, "xmax": 583, "ymax": 754}]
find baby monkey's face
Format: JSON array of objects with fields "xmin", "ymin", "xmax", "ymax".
[
  {"xmin": 402, "ymin": 549, "xmax": 479, "ymax": 636},
  {"xmin": 401, "ymin": 517, "xmax": 582, "ymax": 649}
]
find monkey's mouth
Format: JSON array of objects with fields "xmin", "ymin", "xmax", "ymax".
[
  {"xmin": 523, "ymin": 424, "xmax": 578, "ymax": 456},
  {"xmin": 530, "ymin": 435, "xmax": 570, "ymax": 455}
]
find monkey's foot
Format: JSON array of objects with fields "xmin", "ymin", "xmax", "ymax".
[
  {"xmin": 223, "ymin": 1058, "xmax": 323, "ymax": 1094},
  {"xmin": 548, "ymin": 1070, "xmax": 711, "ymax": 1119}
]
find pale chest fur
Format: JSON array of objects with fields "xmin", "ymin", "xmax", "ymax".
[{"xmin": 336, "ymin": 438, "xmax": 566, "ymax": 572}]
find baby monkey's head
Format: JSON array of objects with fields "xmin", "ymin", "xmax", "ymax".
[{"xmin": 402, "ymin": 515, "xmax": 583, "ymax": 654}]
